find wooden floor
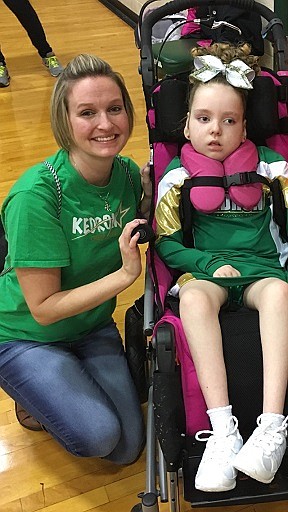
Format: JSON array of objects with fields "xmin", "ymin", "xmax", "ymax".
[{"xmin": 0, "ymin": 1, "xmax": 287, "ymax": 511}]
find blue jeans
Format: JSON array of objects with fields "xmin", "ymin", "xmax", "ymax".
[{"xmin": 0, "ymin": 321, "xmax": 145, "ymax": 464}]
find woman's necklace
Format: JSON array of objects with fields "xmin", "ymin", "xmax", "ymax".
[{"xmin": 71, "ymin": 156, "xmax": 112, "ymax": 212}]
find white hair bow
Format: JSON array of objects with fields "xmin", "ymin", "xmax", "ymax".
[{"xmin": 190, "ymin": 55, "xmax": 255, "ymax": 89}]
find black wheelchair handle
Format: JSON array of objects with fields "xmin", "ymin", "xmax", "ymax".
[{"xmin": 131, "ymin": 223, "xmax": 156, "ymax": 244}]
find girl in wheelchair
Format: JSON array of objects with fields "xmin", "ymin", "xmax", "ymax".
[{"xmin": 155, "ymin": 42, "xmax": 288, "ymax": 493}]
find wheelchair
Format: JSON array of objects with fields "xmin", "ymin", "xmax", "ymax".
[{"xmin": 126, "ymin": 1, "xmax": 288, "ymax": 510}]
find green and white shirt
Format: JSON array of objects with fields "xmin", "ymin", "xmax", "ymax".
[
  {"xmin": 0, "ymin": 149, "xmax": 142, "ymax": 343},
  {"xmin": 156, "ymin": 146, "xmax": 288, "ymax": 288}
]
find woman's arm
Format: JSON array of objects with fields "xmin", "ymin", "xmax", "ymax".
[{"xmin": 15, "ymin": 218, "xmax": 146, "ymax": 326}]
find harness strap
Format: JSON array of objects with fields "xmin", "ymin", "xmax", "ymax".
[{"xmin": 185, "ymin": 171, "xmax": 270, "ymax": 190}]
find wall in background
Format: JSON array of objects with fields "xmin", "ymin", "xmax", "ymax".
[
  {"xmin": 121, "ymin": 0, "xmax": 143, "ymax": 14},
  {"xmin": 121, "ymin": 0, "xmax": 274, "ymax": 15}
]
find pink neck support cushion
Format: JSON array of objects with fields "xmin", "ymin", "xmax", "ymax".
[{"xmin": 180, "ymin": 140, "xmax": 262, "ymax": 213}]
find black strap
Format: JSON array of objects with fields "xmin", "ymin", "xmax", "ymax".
[
  {"xmin": 277, "ymin": 84, "xmax": 288, "ymax": 103},
  {"xmin": 184, "ymin": 172, "xmax": 270, "ymax": 190},
  {"xmin": 180, "ymin": 181, "xmax": 194, "ymax": 249},
  {"xmin": 270, "ymin": 179, "xmax": 288, "ymax": 242},
  {"xmin": 279, "ymin": 117, "xmax": 288, "ymax": 134}
]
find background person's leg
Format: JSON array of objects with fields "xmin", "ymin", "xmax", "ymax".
[
  {"xmin": 3, "ymin": 0, "xmax": 52, "ymax": 57},
  {"xmin": 0, "ymin": 46, "xmax": 10, "ymax": 87},
  {"xmin": 0, "ymin": 48, "xmax": 6, "ymax": 65},
  {"xmin": 2, "ymin": 0, "xmax": 63, "ymax": 76}
]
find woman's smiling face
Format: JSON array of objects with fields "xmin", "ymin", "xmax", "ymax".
[
  {"xmin": 184, "ymin": 82, "xmax": 247, "ymax": 161},
  {"xmin": 67, "ymin": 75, "xmax": 130, "ymax": 160}
]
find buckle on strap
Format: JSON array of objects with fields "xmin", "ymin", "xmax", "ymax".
[{"xmin": 223, "ymin": 172, "xmax": 255, "ymax": 189}]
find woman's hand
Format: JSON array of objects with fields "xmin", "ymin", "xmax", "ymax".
[
  {"xmin": 16, "ymin": 218, "xmax": 148, "ymax": 326},
  {"xmin": 213, "ymin": 265, "xmax": 241, "ymax": 277},
  {"xmin": 119, "ymin": 218, "xmax": 147, "ymax": 282},
  {"xmin": 140, "ymin": 163, "xmax": 152, "ymax": 219}
]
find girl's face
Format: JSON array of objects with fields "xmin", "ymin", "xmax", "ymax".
[
  {"xmin": 67, "ymin": 76, "xmax": 130, "ymax": 161},
  {"xmin": 184, "ymin": 82, "xmax": 247, "ymax": 161}
]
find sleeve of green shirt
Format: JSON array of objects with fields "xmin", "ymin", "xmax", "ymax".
[
  {"xmin": 156, "ymin": 230, "xmax": 227, "ymax": 276},
  {"xmin": 3, "ymin": 190, "xmax": 70, "ymax": 268}
]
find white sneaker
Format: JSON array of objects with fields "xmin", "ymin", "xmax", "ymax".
[
  {"xmin": 234, "ymin": 414, "xmax": 288, "ymax": 484},
  {"xmin": 195, "ymin": 416, "xmax": 243, "ymax": 492}
]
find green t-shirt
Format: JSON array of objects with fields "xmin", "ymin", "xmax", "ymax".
[{"xmin": 0, "ymin": 149, "xmax": 142, "ymax": 343}]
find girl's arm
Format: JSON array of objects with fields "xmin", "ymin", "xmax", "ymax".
[
  {"xmin": 156, "ymin": 230, "xmax": 227, "ymax": 276},
  {"xmin": 156, "ymin": 178, "xmax": 227, "ymax": 275},
  {"xmin": 15, "ymin": 218, "xmax": 146, "ymax": 326}
]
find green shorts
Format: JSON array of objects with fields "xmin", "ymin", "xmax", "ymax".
[
  {"xmin": 226, "ymin": 284, "xmax": 248, "ymax": 307},
  {"xmin": 174, "ymin": 274, "xmax": 251, "ymax": 306}
]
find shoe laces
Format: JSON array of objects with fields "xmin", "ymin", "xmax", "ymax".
[
  {"xmin": 252, "ymin": 415, "xmax": 288, "ymax": 456},
  {"xmin": 195, "ymin": 416, "xmax": 239, "ymax": 462},
  {"xmin": 45, "ymin": 56, "xmax": 60, "ymax": 69},
  {"xmin": 0, "ymin": 64, "xmax": 6, "ymax": 76}
]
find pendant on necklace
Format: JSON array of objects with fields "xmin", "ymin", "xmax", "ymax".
[
  {"xmin": 96, "ymin": 190, "xmax": 111, "ymax": 212},
  {"xmin": 104, "ymin": 200, "xmax": 111, "ymax": 212}
]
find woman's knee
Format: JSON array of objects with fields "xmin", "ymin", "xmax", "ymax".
[
  {"xmin": 116, "ymin": 436, "xmax": 145, "ymax": 465},
  {"xmin": 52, "ymin": 418, "xmax": 122, "ymax": 458},
  {"xmin": 60, "ymin": 417, "xmax": 144, "ymax": 463},
  {"xmin": 104, "ymin": 419, "xmax": 145, "ymax": 465}
]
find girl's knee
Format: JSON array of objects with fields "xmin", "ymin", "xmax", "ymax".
[
  {"xmin": 261, "ymin": 279, "xmax": 288, "ymax": 308},
  {"xmin": 180, "ymin": 286, "xmax": 221, "ymax": 317}
]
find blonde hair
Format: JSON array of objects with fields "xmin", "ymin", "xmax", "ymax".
[
  {"xmin": 188, "ymin": 43, "xmax": 260, "ymax": 112},
  {"xmin": 190, "ymin": 42, "xmax": 260, "ymax": 76},
  {"xmin": 50, "ymin": 54, "xmax": 135, "ymax": 151}
]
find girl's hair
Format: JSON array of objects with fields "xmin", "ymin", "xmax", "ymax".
[
  {"xmin": 50, "ymin": 54, "xmax": 135, "ymax": 151},
  {"xmin": 188, "ymin": 43, "xmax": 261, "ymax": 113}
]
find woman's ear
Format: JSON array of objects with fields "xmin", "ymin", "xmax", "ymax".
[
  {"xmin": 242, "ymin": 120, "xmax": 247, "ymax": 142},
  {"xmin": 184, "ymin": 113, "xmax": 190, "ymax": 140}
]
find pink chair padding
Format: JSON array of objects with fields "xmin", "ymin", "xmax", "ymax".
[
  {"xmin": 154, "ymin": 312, "xmax": 210, "ymax": 435},
  {"xmin": 181, "ymin": 140, "xmax": 261, "ymax": 213}
]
